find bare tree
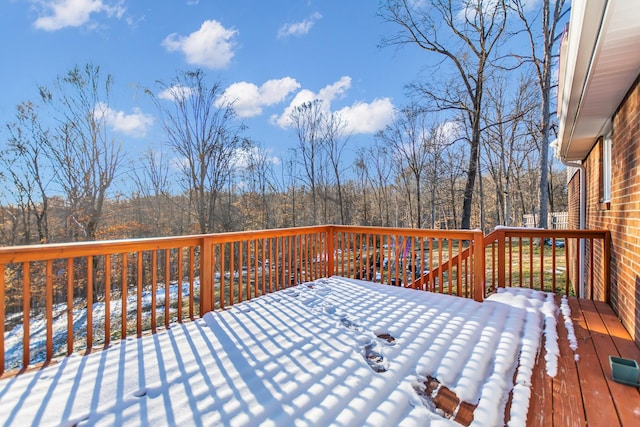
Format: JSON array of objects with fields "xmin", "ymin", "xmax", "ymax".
[
  {"xmin": 132, "ymin": 149, "xmax": 172, "ymax": 200},
  {"xmin": 0, "ymin": 205, "xmax": 19, "ymax": 246},
  {"xmin": 323, "ymin": 112, "xmax": 350, "ymax": 225},
  {"xmin": 40, "ymin": 64, "xmax": 124, "ymax": 241},
  {"xmin": 358, "ymin": 142, "xmax": 394, "ymax": 227},
  {"xmin": 510, "ymin": 0, "xmax": 568, "ymax": 228},
  {"xmin": 285, "ymin": 154, "xmax": 299, "ymax": 227},
  {"xmin": 130, "ymin": 149, "xmax": 179, "ymax": 235},
  {"xmin": 148, "ymin": 69, "xmax": 245, "ymax": 234},
  {"xmin": 441, "ymin": 141, "xmax": 468, "ymax": 228},
  {"xmin": 353, "ymin": 153, "xmax": 370, "ymax": 225},
  {"xmin": 380, "ymin": 0, "xmax": 508, "ymax": 229},
  {"xmin": 3, "ymin": 101, "xmax": 51, "ymax": 244},
  {"xmin": 482, "ymin": 74, "xmax": 538, "ymax": 227},
  {"xmin": 424, "ymin": 123, "xmax": 450, "ymax": 229},
  {"xmin": 288, "ymin": 100, "xmax": 326, "ymax": 225},
  {"xmin": 377, "ymin": 105, "xmax": 438, "ymax": 228},
  {"xmin": 239, "ymin": 141, "xmax": 277, "ymax": 229}
]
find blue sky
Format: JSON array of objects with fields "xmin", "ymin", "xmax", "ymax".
[{"xmin": 1, "ymin": 0, "xmax": 424, "ymax": 168}]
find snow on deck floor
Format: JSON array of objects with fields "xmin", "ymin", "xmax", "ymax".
[{"xmin": 0, "ymin": 277, "xmax": 568, "ymax": 426}]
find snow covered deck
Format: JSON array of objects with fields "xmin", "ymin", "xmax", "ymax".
[{"xmin": 0, "ymin": 277, "xmax": 638, "ymax": 426}]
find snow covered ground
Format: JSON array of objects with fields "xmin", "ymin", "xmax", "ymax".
[
  {"xmin": 0, "ymin": 277, "xmax": 576, "ymax": 426},
  {"xmin": 3, "ymin": 281, "xmax": 200, "ymax": 371}
]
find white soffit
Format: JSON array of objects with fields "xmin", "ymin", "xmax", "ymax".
[{"xmin": 562, "ymin": 0, "xmax": 640, "ymax": 161}]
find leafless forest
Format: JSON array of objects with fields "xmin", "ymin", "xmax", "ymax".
[{"xmin": 0, "ymin": 0, "xmax": 569, "ymax": 246}]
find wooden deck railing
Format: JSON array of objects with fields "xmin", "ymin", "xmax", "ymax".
[
  {"xmin": 406, "ymin": 228, "xmax": 611, "ymax": 301},
  {"xmin": 0, "ymin": 225, "xmax": 609, "ymax": 376},
  {"xmin": 330, "ymin": 226, "xmax": 485, "ymax": 301},
  {"xmin": 0, "ymin": 226, "xmax": 334, "ymax": 376},
  {"xmin": 483, "ymin": 228, "xmax": 611, "ymax": 301}
]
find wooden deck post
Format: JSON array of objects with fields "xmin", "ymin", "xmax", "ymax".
[
  {"xmin": 473, "ymin": 230, "xmax": 485, "ymax": 302},
  {"xmin": 326, "ymin": 226, "xmax": 335, "ymax": 277},
  {"xmin": 200, "ymin": 236, "xmax": 214, "ymax": 316},
  {"xmin": 497, "ymin": 228, "xmax": 506, "ymax": 288}
]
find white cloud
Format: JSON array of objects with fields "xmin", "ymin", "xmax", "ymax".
[
  {"xmin": 162, "ymin": 20, "xmax": 237, "ymax": 69},
  {"xmin": 94, "ymin": 102, "xmax": 154, "ymax": 138},
  {"xmin": 232, "ymin": 146, "xmax": 280, "ymax": 170},
  {"xmin": 158, "ymin": 85, "xmax": 195, "ymax": 102},
  {"xmin": 277, "ymin": 12, "xmax": 322, "ymax": 38},
  {"xmin": 437, "ymin": 119, "xmax": 462, "ymax": 144},
  {"xmin": 317, "ymin": 76, "xmax": 351, "ymax": 101},
  {"xmin": 520, "ymin": 0, "xmax": 542, "ymax": 10},
  {"xmin": 271, "ymin": 76, "xmax": 352, "ymax": 128},
  {"xmin": 270, "ymin": 77, "xmax": 395, "ymax": 135},
  {"xmin": 170, "ymin": 156, "xmax": 190, "ymax": 173},
  {"xmin": 456, "ymin": 0, "xmax": 505, "ymax": 24},
  {"xmin": 336, "ymin": 98, "xmax": 395, "ymax": 135},
  {"xmin": 32, "ymin": 0, "xmax": 125, "ymax": 31},
  {"xmin": 218, "ymin": 78, "xmax": 301, "ymax": 118}
]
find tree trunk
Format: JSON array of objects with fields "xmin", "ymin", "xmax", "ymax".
[
  {"xmin": 537, "ymin": 73, "xmax": 551, "ymax": 228},
  {"xmin": 462, "ymin": 94, "xmax": 484, "ymax": 229}
]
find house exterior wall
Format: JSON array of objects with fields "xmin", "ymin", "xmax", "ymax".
[
  {"xmin": 583, "ymin": 137, "xmax": 609, "ymax": 304},
  {"xmin": 576, "ymin": 74, "xmax": 640, "ymax": 345},
  {"xmin": 568, "ymin": 172, "xmax": 580, "ymax": 229}
]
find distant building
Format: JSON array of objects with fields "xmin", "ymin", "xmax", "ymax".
[{"xmin": 522, "ymin": 212, "xmax": 568, "ymax": 229}]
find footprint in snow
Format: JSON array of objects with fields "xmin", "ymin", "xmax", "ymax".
[
  {"xmin": 363, "ymin": 341, "xmax": 387, "ymax": 373},
  {"xmin": 133, "ymin": 388, "xmax": 147, "ymax": 397},
  {"xmin": 324, "ymin": 305, "xmax": 337, "ymax": 315},
  {"xmin": 375, "ymin": 332, "xmax": 396, "ymax": 346},
  {"xmin": 340, "ymin": 317, "xmax": 361, "ymax": 330},
  {"xmin": 283, "ymin": 289, "xmax": 299, "ymax": 297},
  {"xmin": 66, "ymin": 413, "xmax": 90, "ymax": 427},
  {"xmin": 356, "ymin": 332, "xmax": 396, "ymax": 373},
  {"xmin": 132, "ymin": 385, "xmax": 163, "ymax": 399},
  {"xmin": 301, "ymin": 296, "xmax": 323, "ymax": 309}
]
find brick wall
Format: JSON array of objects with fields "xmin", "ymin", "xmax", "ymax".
[
  {"xmin": 581, "ymin": 73, "xmax": 640, "ymax": 345},
  {"xmin": 567, "ymin": 171, "xmax": 580, "ymax": 228},
  {"xmin": 581, "ymin": 138, "xmax": 607, "ymax": 303}
]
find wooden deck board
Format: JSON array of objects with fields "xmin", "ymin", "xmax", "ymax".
[
  {"xmin": 571, "ymin": 298, "xmax": 621, "ymax": 426},
  {"xmin": 526, "ymin": 337, "xmax": 553, "ymax": 427},
  {"xmin": 527, "ymin": 297, "xmax": 640, "ymax": 426},
  {"xmin": 582, "ymin": 299, "xmax": 640, "ymax": 425},
  {"xmin": 594, "ymin": 300, "xmax": 640, "ymax": 364},
  {"xmin": 553, "ymin": 297, "xmax": 587, "ymax": 426}
]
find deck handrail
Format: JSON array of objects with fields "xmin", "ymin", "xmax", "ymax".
[
  {"xmin": 407, "ymin": 227, "xmax": 611, "ymax": 301},
  {"xmin": 0, "ymin": 225, "xmax": 608, "ymax": 376},
  {"xmin": 484, "ymin": 227, "xmax": 611, "ymax": 300},
  {"xmin": 407, "ymin": 229, "xmax": 501, "ymax": 290}
]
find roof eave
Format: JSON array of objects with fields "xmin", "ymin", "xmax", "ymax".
[{"xmin": 556, "ymin": 0, "xmax": 640, "ymax": 162}]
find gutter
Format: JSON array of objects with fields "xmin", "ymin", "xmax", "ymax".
[{"xmin": 559, "ymin": 0, "xmax": 609, "ymax": 160}]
